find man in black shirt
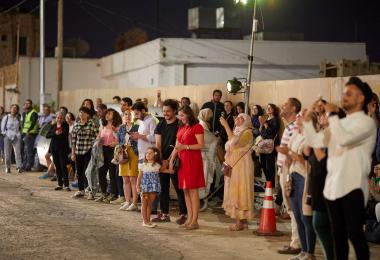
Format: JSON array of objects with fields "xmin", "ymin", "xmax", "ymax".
[
  {"xmin": 152, "ymin": 99, "xmax": 187, "ymax": 225},
  {"xmin": 201, "ymin": 89, "xmax": 225, "ymax": 134}
]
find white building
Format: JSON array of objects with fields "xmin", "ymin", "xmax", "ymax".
[
  {"xmin": 9, "ymin": 38, "xmax": 367, "ymax": 107},
  {"xmin": 101, "ymin": 38, "xmax": 367, "ymax": 88}
]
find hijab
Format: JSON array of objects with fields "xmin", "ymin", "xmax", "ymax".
[{"xmin": 198, "ymin": 108, "xmax": 213, "ymax": 131}]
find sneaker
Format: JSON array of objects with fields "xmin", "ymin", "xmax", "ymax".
[
  {"xmin": 84, "ymin": 187, "xmax": 91, "ymax": 194},
  {"xmin": 71, "ymin": 181, "xmax": 78, "ymax": 188},
  {"xmin": 66, "ymin": 187, "xmax": 71, "ymax": 192},
  {"xmin": 288, "ymin": 252, "xmax": 306, "ymax": 260},
  {"xmin": 17, "ymin": 168, "xmax": 22, "ymax": 173},
  {"xmin": 71, "ymin": 190, "xmax": 85, "ymax": 198},
  {"xmin": 5, "ymin": 168, "xmax": 11, "ymax": 174},
  {"xmin": 95, "ymin": 194, "xmax": 107, "ymax": 202},
  {"xmin": 175, "ymin": 215, "xmax": 187, "ymax": 225},
  {"xmin": 87, "ymin": 193, "xmax": 95, "ymax": 200},
  {"xmin": 110, "ymin": 196, "xmax": 126, "ymax": 205},
  {"xmin": 38, "ymin": 172, "xmax": 49, "ymax": 179},
  {"xmin": 119, "ymin": 202, "xmax": 131, "ymax": 211},
  {"xmin": 152, "ymin": 213, "xmax": 171, "ymax": 223},
  {"xmin": 278, "ymin": 246, "xmax": 302, "ymax": 255},
  {"xmin": 54, "ymin": 186, "xmax": 63, "ymax": 191},
  {"xmin": 142, "ymin": 222, "xmax": 157, "ymax": 228},
  {"xmin": 125, "ymin": 203, "xmax": 138, "ymax": 211}
]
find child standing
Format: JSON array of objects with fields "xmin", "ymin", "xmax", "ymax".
[{"xmin": 137, "ymin": 147, "xmax": 161, "ymax": 228}]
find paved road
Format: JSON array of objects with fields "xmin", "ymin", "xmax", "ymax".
[{"xmin": 0, "ymin": 170, "xmax": 379, "ymax": 260}]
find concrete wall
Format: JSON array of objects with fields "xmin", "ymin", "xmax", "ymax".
[
  {"xmin": 59, "ymin": 74, "xmax": 380, "ymax": 114},
  {"xmin": 101, "ymin": 38, "xmax": 367, "ymax": 88},
  {"xmin": 18, "ymin": 57, "xmax": 108, "ymax": 106}
]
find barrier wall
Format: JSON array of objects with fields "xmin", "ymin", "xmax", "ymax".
[{"xmin": 59, "ymin": 75, "xmax": 380, "ymax": 113}]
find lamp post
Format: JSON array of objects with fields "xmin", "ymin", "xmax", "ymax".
[
  {"xmin": 244, "ymin": 0, "xmax": 258, "ymax": 113},
  {"xmin": 229, "ymin": 0, "xmax": 258, "ymax": 113}
]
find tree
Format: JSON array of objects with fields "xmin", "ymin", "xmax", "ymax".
[{"xmin": 115, "ymin": 27, "xmax": 148, "ymax": 51}]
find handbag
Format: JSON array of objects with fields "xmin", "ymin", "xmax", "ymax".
[
  {"xmin": 254, "ymin": 135, "xmax": 277, "ymax": 154},
  {"xmin": 172, "ymin": 156, "xmax": 181, "ymax": 172},
  {"xmin": 117, "ymin": 145, "xmax": 129, "ymax": 165},
  {"xmin": 284, "ymin": 173, "xmax": 293, "ymax": 198}
]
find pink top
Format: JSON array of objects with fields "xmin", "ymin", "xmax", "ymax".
[{"xmin": 100, "ymin": 126, "xmax": 118, "ymax": 147}]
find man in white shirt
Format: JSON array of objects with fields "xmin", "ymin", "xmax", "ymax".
[
  {"xmin": 303, "ymin": 76, "xmax": 376, "ymax": 260},
  {"xmin": 275, "ymin": 98, "xmax": 302, "ymax": 255},
  {"xmin": 130, "ymin": 102, "xmax": 157, "ymax": 164}
]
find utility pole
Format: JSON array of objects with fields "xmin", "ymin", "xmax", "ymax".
[
  {"xmin": 57, "ymin": 0, "xmax": 63, "ymax": 108},
  {"xmin": 39, "ymin": 0, "xmax": 45, "ymax": 113}
]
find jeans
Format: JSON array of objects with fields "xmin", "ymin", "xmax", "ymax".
[
  {"xmin": 290, "ymin": 172, "xmax": 316, "ymax": 254},
  {"xmin": 260, "ymin": 152, "xmax": 276, "ymax": 188},
  {"xmin": 115, "ymin": 167, "xmax": 124, "ymax": 197},
  {"xmin": 75, "ymin": 150, "xmax": 91, "ymax": 191},
  {"xmin": 98, "ymin": 146, "xmax": 117, "ymax": 195},
  {"xmin": 23, "ymin": 134, "xmax": 36, "ymax": 170},
  {"xmin": 4, "ymin": 136, "xmax": 22, "ymax": 169},
  {"xmin": 313, "ymin": 210, "xmax": 334, "ymax": 260},
  {"xmin": 326, "ymin": 189, "xmax": 369, "ymax": 260},
  {"xmin": 159, "ymin": 172, "xmax": 187, "ymax": 215},
  {"xmin": 52, "ymin": 150, "xmax": 69, "ymax": 187}
]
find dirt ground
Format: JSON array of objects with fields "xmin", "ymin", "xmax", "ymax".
[{"xmin": 0, "ymin": 167, "xmax": 379, "ymax": 260}]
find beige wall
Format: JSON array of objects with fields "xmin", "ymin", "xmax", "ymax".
[{"xmin": 60, "ymin": 75, "xmax": 380, "ymax": 113}]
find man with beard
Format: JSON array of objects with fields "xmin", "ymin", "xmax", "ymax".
[{"xmin": 152, "ymin": 99, "xmax": 187, "ymax": 225}]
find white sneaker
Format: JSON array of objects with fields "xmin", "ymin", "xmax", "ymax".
[
  {"xmin": 119, "ymin": 202, "xmax": 131, "ymax": 211},
  {"xmin": 126, "ymin": 203, "xmax": 138, "ymax": 211},
  {"xmin": 142, "ymin": 222, "xmax": 157, "ymax": 228},
  {"xmin": 110, "ymin": 196, "xmax": 126, "ymax": 205},
  {"xmin": 289, "ymin": 252, "xmax": 306, "ymax": 260},
  {"xmin": 87, "ymin": 193, "xmax": 95, "ymax": 200},
  {"xmin": 71, "ymin": 190, "xmax": 85, "ymax": 198}
]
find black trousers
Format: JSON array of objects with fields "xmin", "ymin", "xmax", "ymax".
[
  {"xmin": 260, "ymin": 152, "xmax": 276, "ymax": 188},
  {"xmin": 326, "ymin": 189, "xmax": 369, "ymax": 260},
  {"xmin": 98, "ymin": 146, "xmax": 117, "ymax": 195},
  {"xmin": 75, "ymin": 150, "xmax": 91, "ymax": 191},
  {"xmin": 52, "ymin": 150, "xmax": 69, "ymax": 187},
  {"xmin": 159, "ymin": 172, "xmax": 187, "ymax": 215}
]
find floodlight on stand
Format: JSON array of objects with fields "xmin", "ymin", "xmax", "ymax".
[{"xmin": 226, "ymin": 78, "xmax": 244, "ymax": 95}]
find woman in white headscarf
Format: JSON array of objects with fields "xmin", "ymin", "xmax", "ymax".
[
  {"xmin": 198, "ymin": 109, "xmax": 218, "ymax": 202},
  {"xmin": 220, "ymin": 113, "xmax": 254, "ymax": 231}
]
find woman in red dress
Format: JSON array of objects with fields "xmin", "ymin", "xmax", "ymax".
[{"xmin": 169, "ymin": 105, "xmax": 205, "ymax": 230}]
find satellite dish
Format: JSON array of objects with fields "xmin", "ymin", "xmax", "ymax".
[{"xmin": 64, "ymin": 38, "xmax": 90, "ymax": 57}]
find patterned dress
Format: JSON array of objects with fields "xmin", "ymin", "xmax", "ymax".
[{"xmin": 139, "ymin": 162, "xmax": 161, "ymax": 193}]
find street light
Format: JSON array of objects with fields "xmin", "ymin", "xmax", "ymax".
[{"xmin": 226, "ymin": 0, "xmax": 258, "ymax": 113}]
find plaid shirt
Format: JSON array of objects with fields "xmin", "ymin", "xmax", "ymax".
[{"xmin": 71, "ymin": 119, "xmax": 99, "ymax": 155}]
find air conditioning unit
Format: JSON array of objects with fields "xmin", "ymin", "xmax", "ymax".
[{"xmin": 188, "ymin": 7, "xmax": 216, "ymax": 30}]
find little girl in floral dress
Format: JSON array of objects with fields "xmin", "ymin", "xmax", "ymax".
[{"xmin": 137, "ymin": 147, "xmax": 161, "ymax": 228}]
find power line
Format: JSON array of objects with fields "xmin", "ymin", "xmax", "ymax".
[
  {"xmin": 75, "ymin": 2, "xmax": 118, "ymax": 34},
  {"xmin": 79, "ymin": 0, "xmax": 182, "ymax": 36},
  {"xmin": 0, "ymin": 0, "xmax": 30, "ymax": 16}
]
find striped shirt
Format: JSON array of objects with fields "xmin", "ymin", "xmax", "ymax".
[
  {"xmin": 71, "ymin": 119, "xmax": 99, "ymax": 155},
  {"xmin": 277, "ymin": 121, "xmax": 297, "ymax": 167}
]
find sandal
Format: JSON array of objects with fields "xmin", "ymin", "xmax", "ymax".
[
  {"xmin": 179, "ymin": 223, "xmax": 190, "ymax": 228},
  {"xmin": 185, "ymin": 223, "xmax": 199, "ymax": 230},
  {"xmin": 229, "ymin": 223, "xmax": 245, "ymax": 231}
]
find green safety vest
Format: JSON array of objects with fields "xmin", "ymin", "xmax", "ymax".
[{"xmin": 22, "ymin": 109, "xmax": 39, "ymax": 134}]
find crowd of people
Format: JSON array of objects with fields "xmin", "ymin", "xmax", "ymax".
[{"xmin": 1, "ymin": 76, "xmax": 380, "ymax": 259}]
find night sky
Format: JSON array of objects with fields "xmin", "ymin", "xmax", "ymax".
[{"xmin": 2, "ymin": 0, "xmax": 380, "ymax": 61}]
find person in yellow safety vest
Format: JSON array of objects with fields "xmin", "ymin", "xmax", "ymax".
[{"xmin": 21, "ymin": 99, "xmax": 39, "ymax": 171}]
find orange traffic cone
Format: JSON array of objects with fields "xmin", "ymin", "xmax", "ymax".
[{"xmin": 253, "ymin": 181, "xmax": 282, "ymax": 236}]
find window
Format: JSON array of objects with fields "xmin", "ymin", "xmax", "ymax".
[
  {"xmin": 1, "ymin": 34, "xmax": 7, "ymax": 42},
  {"xmin": 19, "ymin": 37, "xmax": 27, "ymax": 55}
]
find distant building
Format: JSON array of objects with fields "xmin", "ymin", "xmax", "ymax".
[{"xmin": 0, "ymin": 12, "xmax": 39, "ymax": 67}]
